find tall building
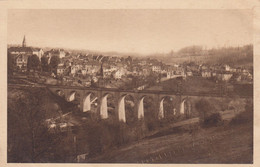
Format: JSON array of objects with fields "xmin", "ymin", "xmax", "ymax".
[
  {"xmin": 22, "ymin": 35, "xmax": 26, "ymax": 47},
  {"xmin": 8, "ymin": 36, "xmax": 44, "ymax": 69}
]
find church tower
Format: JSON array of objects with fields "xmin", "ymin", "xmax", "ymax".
[{"xmin": 22, "ymin": 35, "xmax": 26, "ymax": 47}]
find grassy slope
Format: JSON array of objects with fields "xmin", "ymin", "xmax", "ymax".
[
  {"xmin": 86, "ymin": 115, "xmax": 253, "ymax": 163},
  {"xmin": 157, "ymin": 77, "xmax": 217, "ymax": 93}
]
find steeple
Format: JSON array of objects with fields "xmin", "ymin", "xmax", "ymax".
[{"xmin": 22, "ymin": 35, "xmax": 26, "ymax": 47}]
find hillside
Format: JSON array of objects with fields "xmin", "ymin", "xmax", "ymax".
[
  {"xmin": 8, "ymin": 86, "xmax": 76, "ymax": 118},
  {"xmin": 86, "ymin": 111, "xmax": 253, "ymax": 163},
  {"xmin": 150, "ymin": 45, "xmax": 253, "ymax": 66}
]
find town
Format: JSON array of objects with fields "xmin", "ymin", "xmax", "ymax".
[{"xmin": 8, "ymin": 36, "xmax": 253, "ymax": 94}]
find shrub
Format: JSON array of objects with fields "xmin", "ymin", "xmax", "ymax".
[
  {"xmin": 228, "ymin": 98, "xmax": 246, "ymax": 113},
  {"xmin": 195, "ymin": 98, "xmax": 217, "ymax": 121},
  {"xmin": 194, "ymin": 98, "xmax": 223, "ymax": 127},
  {"xmin": 203, "ymin": 113, "xmax": 222, "ymax": 127},
  {"xmin": 230, "ymin": 99, "xmax": 253, "ymax": 125}
]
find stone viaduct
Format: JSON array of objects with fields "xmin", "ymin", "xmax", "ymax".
[{"xmin": 47, "ymin": 85, "xmax": 231, "ymax": 123}]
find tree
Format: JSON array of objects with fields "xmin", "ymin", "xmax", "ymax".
[
  {"xmin": 27, "ymin": 54, "xmax": 40, "ymax": 71},
  {"xmin": 8, "ymin": 52, "xmax": 16, "ymax": 75},
  {"xmin": 97, "ymin": 63, "xmax": 104, "ymax": 78},
  {"xmin": 49, "ymin": 56, "xmax": 60, "ymax": 74},
  {"xmin": 8, "ymin": 88, "xmax": 75, "ymax": 162},
  {"xmin": 146, "ymin": 74, "xmax": 157, "ymax": 86},
  {"xmin": 8, "ymin": 89, "xmax": 57, "ymax": 162},
  {"xmin": 41, "ymin": 56, "xmax": 49, "ymax": 72},
  {"xmin": 126, "ymin": 56, "xmax": 133, "ymax": 65}
]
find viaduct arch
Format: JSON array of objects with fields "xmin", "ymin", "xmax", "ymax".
[{"xmin": 47, "ymin": 85, "xmax": 226, "ymax": 123}]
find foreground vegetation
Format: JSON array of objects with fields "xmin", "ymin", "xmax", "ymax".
[{"xmin": 8, "ymin": 86, "xmax": 253, "ymax": 163}]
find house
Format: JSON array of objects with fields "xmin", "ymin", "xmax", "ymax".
[
  {"xmin": 230, "ymin": 68, "xmax": 237, "ymax": 73},
  {"xmin": 224, "ymin": 65, "xmax": 231, "ymax": 71},
  {"xmin": 70, "ymin": 65, "xmax": 82, "ymax": 75},
  {"xmin": 167, "ymin": 71, "xmax": 185, "ymax": 79},
  {"xmin": 186, "ymin": 71, "xmax": 193, "ymax": 76},
  {"xmin": 222, "ymin": 73, "xmax": 233, "ymax": 81},
  {"xmin": 242, "ymin": 69, "xmax": 249, "ymax": 73},
  {"xmin": 113, "ymin": 68, "xmax": 127, "ymax": 79},
  {"xmin": 152, "ymin": 65, "xmax": 161, "ymax": 73},
  {"xmin": 167, "ymin": 71, "xmax": 174, "ymax": 78},
  {"xmin": 114, "ymin": 70, "xmax": 122, "ymax": 79},
  {"xmin": 212, "ymin": 72, "xmax": 217, "ymax": 77},
  {"xmin": 161, "ymin": 69, "xmax": 167, "ymax": 74},
  {"xmin": 173, "ymin": 64, "xmax": 179, "ymax": 68},
  {"xmin": 15, "ymin": 54, "xmax": 29, "ymax": 68},
  {"xmin": 45, "ymin": 49, "xmax": 66, "ymax": 59},
  {"xmin": 81, "ymin": 69, "xmax": 87, "ymax": 75},
  {"xmin": 32, "ymin": 48, "xmax": 44, "ymax": 59},
  {"xmin": 103, "ymin": 71, "xmax": 112, "ymax": 78},
  {"xmin": 241, "ymin": 71, "xmax": 253, "ymax": 81},
  {"xmin": 236, "ymin": 67, "xmax": 243, "ymax": 73},
  {"xmin": 137, "ymin": 84, "xmax": 147, "ymax": 90},
  {"xmin": 217, "ymin": 72, "xmax": 233, "ymax": 81},
  {"xmin": 201, "ymin": 70, "xmax": 212, "ymax": 78},
  {"xmin": 175, "ymin": 67, "xmax": 185, "ymax": 75},
  {"xmin": 200, "ymin": 65, "xmax": 208, "ymax": 71},
  {"xmin": 92, "ymin": 76, "xmax": 98, "ymax": 82},
  {"xmin": 9, "ymin": 47, "xmax": 31, "ymax": 69},
  {"xmin": 57, "ymin": 65, "xmax": 65, "ymax": 75},
  {"xmin": 70, "ymin": 66, "xmax": 76, "ymax": 75},
  {"xmin": 103, "ymin": 64, "xmax": 117, "ymax": 73},
  {"xmin": 166, "ymin": 66, "xmax": 185, "ymax": 79}
]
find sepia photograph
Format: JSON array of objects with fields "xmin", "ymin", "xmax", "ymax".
[{"xmin": 7, "ymin": 9, "xmax": 253, "ymax": 163}]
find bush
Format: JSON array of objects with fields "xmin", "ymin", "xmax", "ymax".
[
  {"xmin": 203, "ymin": 113, "xmax": 222, "ymax": 127},
  {"xmin": 228, "ymin": 98, "xmax": 246, "ymax": 113},
  {"xmin": 230, "ymin": 99, "xmax": 253, "ymax": 125},
  {"xmin": 194, "ymin": 98, "xmax": 223, "ymax": 127},
  {"xmin": 195, "ymin": 98, "xmax": 217, "ymax": 121}
]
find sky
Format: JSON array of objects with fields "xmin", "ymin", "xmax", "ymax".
[{"xmin": 8, "ymin": 9, "xmax": 253, "ymax": 54}]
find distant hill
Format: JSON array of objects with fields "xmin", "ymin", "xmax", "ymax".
[{"xmin": 146, "ymin": 45, "xmax": 253, "ymax": 67}]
